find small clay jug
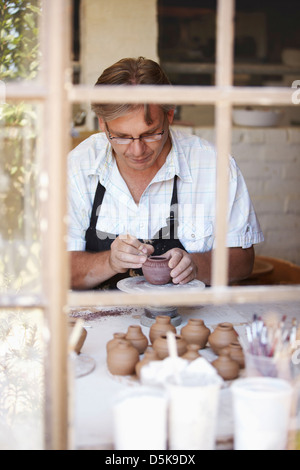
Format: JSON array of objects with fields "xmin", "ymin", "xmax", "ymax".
[
  {"xmin": 152, "ymin": 334, "xmax": 187, "ymax": 359},
  {"xmin": 228, "ymin": 341, "xmax": 245, "ymax": 369},
  {"xmin": 142, "ymin": 255, "xmax": 172, "ymax": 285},
  {"xmin": 181, "ymin": 344, "xmax": 201, "ymax": 362},
  {"xmin": 125, "ymin": 325, "xmax": 148, "ymax": 354},
  {"xmin": 208, "ymin": 322, "xmax": 238, "ymax": 355},
  {"xmin": 107, "ymin": 339, "xmax": 139, "ymax": 376},
  {"xmin": 181, "ymin": 318, "xmax": 210, "ymax": 349},
  {"xmin": 149, "ymin": 315, "xmax": 176, "ymax": 344},
  {"xmin": 212, "ymin": 347, "xmax": 240, "ymax": 381},
  {"xmin": 106, "ymin": 332, "xmax": 126, "ymax": 352},
  {"xmin": 135, "ymin": 347, "xmax": 161, "ymax": 379}
]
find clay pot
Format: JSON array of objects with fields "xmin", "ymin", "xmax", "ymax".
[
  {"xmin": 181, "ymin": 318, "xmax": 210, "ymax": 349},
  {"xmin": 208, "ymin": 322, "xmax": 238, "ymax": 355},
  {"xmin": 152, "ymin": 334, "xmax": 187, "ymax": 359},
  {"xmin": 228, "ymin": 341, "xmax": 245, "ymax": 369},
  {"xmin": 68, "ymin": 321, "xmax": 87, "ymax": 355},
  {"xmin": 181, "ymin": 344, "xmax": 201, "ymax": 362},
  {"xmin": 125, "ymin": 325, "xmax": 148, "ymax": 354},
  {"xmin": 142, "ymin": 255, "xmax": 172, "ymax": 285},
  {"xmin": 135, "ymin": 347, "xmax": 161, "ymax": 378},
  {"xmin": 149, "ymin": 315, "xmax": 176, "ymax": 344},
  {"xmin": 106, "ymin": 332, "xmax": 126, "ymax": 352},
  {"xmin": 107, "ymin": 339, "xmax": 139, "ymax": 376},
  {"xmin": 212, "ymin": 347, "xmax": 240, "ymax": 381}
]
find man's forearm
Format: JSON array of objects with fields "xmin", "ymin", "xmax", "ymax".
[
  {"xmin": 70, "ymin": 250, "xmax": 119, "ymax": 289},
  {"xmin": 191, "ymin": 246, "xmax": 254, "ymax": 285}
]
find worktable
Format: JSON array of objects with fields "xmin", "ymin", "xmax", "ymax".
[{"xmin": 70, "ymin": 301, "xmax": 300, "ymax": 450}]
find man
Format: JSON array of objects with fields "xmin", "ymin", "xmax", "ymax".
[{"xmin": 68, "ymin": 57, "xmax": 264, "ymax": 290}]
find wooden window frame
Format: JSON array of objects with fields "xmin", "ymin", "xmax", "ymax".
[{"xmin": 3, "ymin": 0, "xmax": 300, "ymax": 449}]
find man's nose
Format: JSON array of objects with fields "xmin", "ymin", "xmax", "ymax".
[{"xmin": 127, "ymin": 138, "xmax": 146, "ymax": 155}]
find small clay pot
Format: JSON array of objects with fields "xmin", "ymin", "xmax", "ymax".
[
  {"xmin": 142, "ymin": 255, "xmax": 172, "ymax": 285},
  {"xmin": 181, "ymin": 344, "xmax": 201, "ymax": 362},
  {"xmin": 106, "ymin": 332, "xmax": 126, "ymax": 352},
  {"xmin": 149, "ymin": 315, "xmax": 176, "ymax": 344},
  {"xmin": 181, "ymin": 318, "xmax": 210, "ymax": 349},
  {"xmin": 228, "ymin": 341, "xmax": 245, "ymax": 369},
  {"xmin": 107, "ymin": 339, "xmax": 139, "ymax": 376},
  {"xmin": 125, "ymin": 325, "xmax": 148, "ymax": 354},
  {"xmin": 212, "ymin": 347, "xmax": 240, "ymax": 381},
  {"xmin": 135, "ymin": 347, "xmax": 161, "ymax": 378},
  {"xmin": 152, "ymin": 334, "xmax": 187, "ymax": 359},
  {"xmin": 208, "ymin": 322, "xmax": 238, "ymax": 355}
]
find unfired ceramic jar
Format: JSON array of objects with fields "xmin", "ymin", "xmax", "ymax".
[
  {"xmin": 212, "ymin": 347, "xmax": 240, "ymax": 381},
  {"xmin": 181, "ymin": 318, "xmax": 210, "ymax": 349},
  {"xmin": 142, "ymin": 255, "xmax": 172, "ymax": 285},
  {"xmin": 152, "ymin": 334, "xmax": 187, "ymax": 359},
  {"xmin": 182, "ymin": 344, "xmax": 201, "ymax": 362},
  {"xmin": 106, "ymin": 332, "xmax": 126, "ymax": 352},
  {"xmin": 149, "ymin": 315, "xmax": 176, "ymax": 344},
  {"xmin": 125, "ymin": 325, "xmax": 148, "ymax": 354},
  {"xmin": 228, "ymin": 341, "xmax": 245, "ymax": 369},
  {"xmin": 135, "ymin": 347, "xmax": 161, "ymax": 378},
  {"xmin": 208, "ymin": 322, "xmax": 238, "ymax": 355},
  {"xmin": 107, "ymin": 339, "xmax": 139, "ymax": 376}
]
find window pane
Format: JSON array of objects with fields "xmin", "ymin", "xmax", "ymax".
[
  {"xmin": 0, "ymin": 101, "xmax": 42, "ymax": 294},
  {"xmin": 0, "ymin": 308, "xmax": 45, "ymax": 450}
]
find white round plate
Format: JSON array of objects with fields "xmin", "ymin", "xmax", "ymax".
[{"xmin": 117, "ymin": 276, "xmax": 205, "ymax": 293}]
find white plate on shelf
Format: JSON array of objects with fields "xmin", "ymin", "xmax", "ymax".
[{"xmin": 117, "ymin": 276, "xmax": 205, "ymax": 293}]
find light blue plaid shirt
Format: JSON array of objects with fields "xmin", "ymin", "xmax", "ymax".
[{"xmin": 68, "ymin": 128, "xmax": 264, "ymax": 252}]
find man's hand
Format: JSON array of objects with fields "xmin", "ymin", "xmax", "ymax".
[
  {"xmin": 164, "ymin": 248, "xmax": 198, "ymax": 285},
  {"xmin": 109, "ymin": 234, "xmax": 154, "ymax": 274}
]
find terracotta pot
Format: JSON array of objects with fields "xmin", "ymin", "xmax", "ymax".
[
  {"xmin": 181, "ymin": 318, "xmax": 210, "ymax": 349},
  {"xmin": 228, "ymin": 341, "xmax": 245, "ymax": 369},
  {"xmin": 142, "ymin": 255, "xmax": 172, "ymax": 285},
  {"xmin": 212, "ymin": 347, "xmax": 240, "ymax": 381},
  {"xmin": 149, "ymin": 315, "xmax": 176, "ymax": 344},
  {"xmin": 106, "ymin": 332, "xmax": 126, "ymax": 352},
  {"xmin": 135, "ymin": 347, "xmax": 161, "ymax": 378},
  {"xmin": 125, "ymin": 325, "xmax": 148, "ymax": 354},
  {"xmin": 107, "ymin": 339, "xmax": 139, "ymax": 376},
  {"xmin": 181, "ymin": 344, "xmax": 201, "ymax": 362},
  {"xmin": 152, "ymin": 334, "xmax": 187, "ymax": 359},
  {"xmin": 208, "ymin": 322, "xmax": 238, "ymax": 355}
]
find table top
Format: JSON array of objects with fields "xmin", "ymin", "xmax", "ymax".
[{"xmin": 70, "ymin": 301, "xmax": 300, "ymax": 450}]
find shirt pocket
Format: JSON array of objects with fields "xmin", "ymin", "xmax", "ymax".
[{"xmin": 179, "ymin": 221, "xmax": 214, "ymax": 253}]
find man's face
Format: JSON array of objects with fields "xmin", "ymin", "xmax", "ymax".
[{"xmin": 99, "ymin": 105, "xmax": 174, "ymax": 173}]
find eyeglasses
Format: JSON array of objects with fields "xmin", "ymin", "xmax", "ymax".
[{"xmin": 106, "ymin": 124, "xmax": 165, "ymax": 145}]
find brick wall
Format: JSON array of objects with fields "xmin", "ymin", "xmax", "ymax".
[{"xmin": 174, "ymin": 125, "xmax": 300, "ymax": 266}]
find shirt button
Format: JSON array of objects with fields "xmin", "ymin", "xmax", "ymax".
[{"xmin": 191, "ymin": 233, "xmax": 195, "ymax": 239}]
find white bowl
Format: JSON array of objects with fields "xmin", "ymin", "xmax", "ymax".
[
  {"xmin": 282, "ymin": 49, "xmax": 300, "ymax": 66},
  {"xmin": 232, "ymin": 109, "xmax": 283, "ymax": 127}
]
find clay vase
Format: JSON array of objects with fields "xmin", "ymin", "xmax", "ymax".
[
  {"xmin": 212, "ymin": 347, "xmax": 240, "ymax": 381},
  {"xmin": 142, "ymin": 255, "xmax": 172, "ymax": 285},
  {"xmin": 125, "ymin": 325, "xmax": 148, "ymax": 354},
  {"xmin": 149, "ymin": 315, "xmax": 176, "ymax": 344},
  {"xmin": 181, "ymin": 318, "xmax": 210, "ymax": 349},
  {"xmin": 135, "ymin": 347, "xmax": 161, "ymax": 379},
  {"xmin": 152, "ymin": 334, "xmax": 187, "ymax": 359},
  {"xmin": 228, "ymin": 341, "xmax": 245, "ymax": 369},
  {"xmin": 182, "ymin": 344, "xmax": 201, "ymax": 362},
  {"xmin": 107, "ymin": 339, "xmax": 139, "ymax": 376},
  {"xmin": 106, "ymin": 332, "xmax": 126, "ymax": 352},
  {"xmin": 208, "ymin": 322, "xmax": 238, "ymax": 355}
]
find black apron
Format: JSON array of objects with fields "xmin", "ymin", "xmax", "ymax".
[{"xmin": 85, "ymin": 175, "xmax": 185, "ymax": 289}]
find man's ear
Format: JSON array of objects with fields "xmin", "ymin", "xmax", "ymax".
[
  {"xmin": 167, "ymin": 108, "xmax": 175, "ymax": 125},
  {"xmin": 98, "ymin": 117, "xmax": 106, "ymax": 132}
]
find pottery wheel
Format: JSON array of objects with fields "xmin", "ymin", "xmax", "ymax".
[{"xmin": 117, "ymin": 277, "xmax": 206, "ymax": 327}]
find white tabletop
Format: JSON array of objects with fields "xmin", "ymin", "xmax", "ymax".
[{"xmin": 71, "ymin": 301, "xmax": 300, "ymax": 450}]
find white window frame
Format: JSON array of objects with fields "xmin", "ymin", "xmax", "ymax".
[{"xmin": 3, "ymin": 0, "xmax": 300, "ymax": 449}]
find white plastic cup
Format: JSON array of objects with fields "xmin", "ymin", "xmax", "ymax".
[
  {"xmin": 113, "ymin": 386, "xmax": 168, "ymax": 450},
  {"xmin": 167, "ymin": 378, "xmax": 221, "ymax": 450},
  {"xmin": 231, "ymin": 377, "xmax": 293, "ymax": 450}
]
